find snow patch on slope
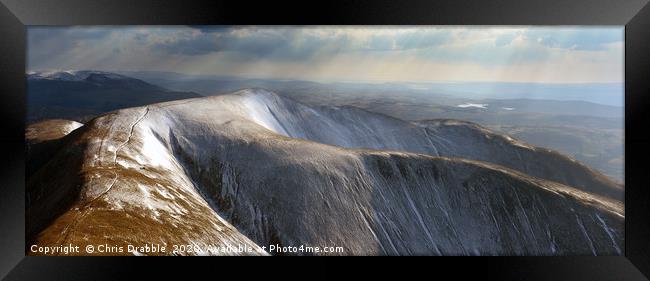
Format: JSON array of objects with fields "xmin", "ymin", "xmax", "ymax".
[
  {"xmin": 63, "ymin": 121, "xmax": 84, "ymax": 134},
  {"xmin": 241, "ymin": 91, "xmax": 291, "ymax": 137},
  {"xmin": 458, "ymin": 103, "xmax": 488, "ymax": 109}
]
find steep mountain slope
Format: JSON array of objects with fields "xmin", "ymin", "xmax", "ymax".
[
  {"xmin": 27, "ymin": 71, "xmax": 202, "ymax": 122},
  {"xmin": 117, "ymin": 71, "xmax": 624, "ymax": 182},
  {"xmin": 25, "ymin": 119, "xmax": 83, "ymax": 143},
  {"xmin": 27, "ymin": 89, "xmax": 623, "ymax": 255},
  {"xmin": 26, "ymin": 116, "xmax": 266, "ymax": 256},
  {"xmin": 26, "ymin": 119, "xmax": 84, "ymax": 178},
  {"xmin": 203, "ymin": 90, "xmax": 621, "ymax": 200}
]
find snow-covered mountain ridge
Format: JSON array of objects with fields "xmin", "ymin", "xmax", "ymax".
[{"xmin": 26, "ymin": 89, "xmax": 623, "ymax": 255}]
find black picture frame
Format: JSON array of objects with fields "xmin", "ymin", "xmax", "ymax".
[{"xmin": 0, "ymin": 0, "xmax": 649, "ymax": 280}]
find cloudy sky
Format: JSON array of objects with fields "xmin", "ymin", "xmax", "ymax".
[{"xmin": 28, "ymin": 26, "xmax": 623, "ymax": 84}]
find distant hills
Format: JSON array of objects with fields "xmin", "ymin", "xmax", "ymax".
[
  {"xmin": 117, "ymin": 70, "xmax": 624, "ymax": 108},
  {"xmin": 26, "ymin": 70, "xmax": 624, "ymax": 182},
  {"xmin": 27, "ymin": 70, "xmax": 202, "ymax": 123},
  {"xmin": 113, "ymin": 71, "xmax": 623, "ymax": 182}
]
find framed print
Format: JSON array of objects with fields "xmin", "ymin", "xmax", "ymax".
[{"xmin": 0, "ymin": 0, "xmax": 649, "ymax": 280}]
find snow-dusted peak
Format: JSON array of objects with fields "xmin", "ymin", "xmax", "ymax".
[{"xmin": 27, "ymin": 70, "xmax": 131, "ymax": 81}]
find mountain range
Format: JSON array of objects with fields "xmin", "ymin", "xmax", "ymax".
[
  {"xmin": 26, "ymin": 88, "xmax": 623, "ymax": 255},
  {"xmin": 27, "ymin": 70, "xmax": 201, "ymax": 123},
  {"xmin": 113, "ymin": 70, "xmax": 624, "ymax": 182}
]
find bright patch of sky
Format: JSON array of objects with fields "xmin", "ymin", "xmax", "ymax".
[{"xmin": 28, "ymin": 26, "xmax": 623, "ymax": 84}]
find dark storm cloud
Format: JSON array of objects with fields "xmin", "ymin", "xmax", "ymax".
[
  {"xmin": 154, "ymin": 27, "xmax": 347, "ymax": 59},
  {"xmin": 26, "ymin": 26, "xmax": 623, "ymax": 83},
  {"xmin": 154, "ymin": 34, "xmax": 221, "ymax": 56},
  {"xmin": 392, "ymin": 30, "xmax": 452, "ymax": 50},
  {"xmin": 28, "ymin": 27, "xmax": 113, "ymax": 67},
  {"xmin": 27, "ymin": 27, "xmax": 624, "ymax": 66},
  {"xmin": 153, "ymin": 27, "xmax": 453, "ymax": 60},
  {"xmin": 28, "ymin": 28, "xmax": 112, "ymax": 48}
]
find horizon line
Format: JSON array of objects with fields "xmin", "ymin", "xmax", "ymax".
[{"xmin": 26, "ymin": 68, "xmax": 624, "ymax": 86}]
